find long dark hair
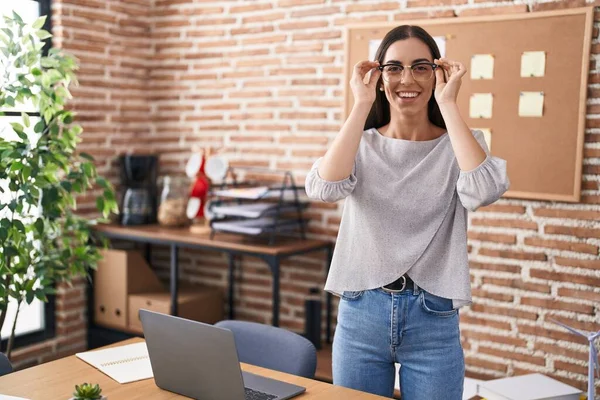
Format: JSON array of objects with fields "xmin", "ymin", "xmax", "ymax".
[{"xmin": 364, "ymin": 25, "xmax": 446, "ymax": 131}]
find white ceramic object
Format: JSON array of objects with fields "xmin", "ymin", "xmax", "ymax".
[
  {"xmin": 204, "ymin": 155, "xmax": 228, "ymax": 182},
  {"xmin": 186, "ymin": 197, "xmax": 201, "ymax": 219},
  {"xmin": 185, "ymin": 152, "xmax": 202, "ymax": 178}
]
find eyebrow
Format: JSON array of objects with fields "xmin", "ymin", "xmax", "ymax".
[{"xmin": 385, "ymin": 58, "xmax": 431, "ymax": 65}]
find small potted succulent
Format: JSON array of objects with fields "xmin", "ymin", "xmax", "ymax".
[{"xmin": 69, "ymin": 383, "xmax": 107, "ymax": 400}]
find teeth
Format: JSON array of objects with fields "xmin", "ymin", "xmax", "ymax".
[{"xmin": 397, "ymin": 92, "xmax": 419, "ymax": 98}]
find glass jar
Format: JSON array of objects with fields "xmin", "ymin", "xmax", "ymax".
[{"xmin": 157, "ymin": 175, "xmax": 190, "ymax": 227}]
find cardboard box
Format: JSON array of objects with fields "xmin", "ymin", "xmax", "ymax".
[
  {"xmin": 128, "ymin": 286, "xmax": 224, "ymax": 334},
  {"xmin": 94, "ymin": 249, "xmax": 165, "ymax": 330}
]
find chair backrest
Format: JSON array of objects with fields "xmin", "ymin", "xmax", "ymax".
[
  {"xmin": 214, "ymin": 320, "xmax": 317, "ymax": 379},
  {"xmin": 0, "ymin": 352, "xmax": 13, "ymax": 376}
]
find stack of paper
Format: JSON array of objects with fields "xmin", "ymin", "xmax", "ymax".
[
  {"xmin": 211, "ymin": 203, "xmax": 303, "ymax": 219},
  {"xmin": 211, "ymin": 217, "xmax": 301, "ymax": 235},
  {"xmin": 76, "ymin": 342, "xmax": 154, "ymax": 384},
  {"xmin": 477, "ymin": 373, "xmax": 582, "ymax": 400}
]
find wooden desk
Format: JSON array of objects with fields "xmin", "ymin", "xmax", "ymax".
[
  {"xmin": 93, "ymin": 224, "xmax": 334, "ymax": 342},
  {"xmin": 0, "ymin": 338, "xmax": 383, "ymax": 399}
]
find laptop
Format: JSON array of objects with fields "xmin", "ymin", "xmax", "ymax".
[{"xmin": 139, "ymin": 309, "xmax": 306, "ymax": 400}]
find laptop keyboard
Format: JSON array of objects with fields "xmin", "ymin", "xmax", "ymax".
[{"xmin": 244, "ymin": 387, "xmax": 278, "ymax": 400}]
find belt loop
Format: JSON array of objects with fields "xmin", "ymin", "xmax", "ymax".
[{"xmin": 413, "ymin": 281, "xmax": 420, "ymax": 295}]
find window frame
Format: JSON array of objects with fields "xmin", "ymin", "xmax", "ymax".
[{"xmin": 0, "ymin": 0, "xmax": 56, "ymax": 353}]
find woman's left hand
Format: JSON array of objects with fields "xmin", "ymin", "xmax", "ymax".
[{"xmin": 434, "ymin": 58, "xmax": 467, "ymax": 105}]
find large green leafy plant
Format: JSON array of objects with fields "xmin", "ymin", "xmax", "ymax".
[{"xmin": 0, "ymin": 13, "xmax": 117, "ymax": 359}]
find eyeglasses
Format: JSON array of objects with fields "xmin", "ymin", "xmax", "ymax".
[{"xmin": 378, "ymin": 62, "xmax": 438, "ymax": 83}]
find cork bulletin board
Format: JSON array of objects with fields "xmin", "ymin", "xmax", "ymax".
[{"xmin": 344, "ymin": 8, "xmax": 594, "ymax": 202}]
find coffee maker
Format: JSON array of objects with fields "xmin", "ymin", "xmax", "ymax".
[{"xmin": 119, "ymin": 154, "xmax": 158, "ymax": 225}]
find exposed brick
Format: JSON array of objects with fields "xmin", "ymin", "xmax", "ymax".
[
  {"xmin": 471, "ymin": 218, "xmax": 538, "ymax": 230},
  {"xmin": 554, "ymin": 256, "xmax": 600, "ymax": 270},
  {"xmin": 333, "ymin": 15, "xmax": 388, "ymax": 25},
  {"xmin": 279, "ymin": 20, "xmax": 329, "ymax": 30},
  {"xmin": 549, "ymin": 315, "xmax": 600, "ymax": 333},
  {"xmin": 523, "ymin": 237, "xmax": 598, "ymax": 255},
  {"xmin": 470, "ymin": 303, "xmax": 538, "ymax": 321},
  {"xmin": 478, "ymin": 248, "xmax": 547, "ymax": 261},
  {"xmin": 460, "ymin": 315, "xmax": 511, "ymax": 331},
  {"xmin": 346, "ymin": 2, "xmax": 399, "ymax": 12},
  {"xmin": 520, "ymin": 297, "xmax": 594, "ymax": 314},
  {"xmin": 468, "ymin": 231, "xmax": 517, "ymax": 244},
  {"xmin": 530, "ymin": 0, "xmax": 586, "ymax": 12},
  {"xmin": 242, "ymin": 12, "xmax": 286, "ymax": 24},
  {"xmin": 534, "ymin": 342, "xmax": 587, "ymax": 362},
  {"xmin": 481, "ymin": 277, "xmax": 550, "ymax": 294},
  {"xmin": 517, "ymin": 323, "xmax": 578, "ymax": 342},
  {"xmin": 554, "ymin": 360, "xmax": 587, "ymax": 376},
  {"xmin": 394, "ymin": 9, "xmax": 456, "ymax": 20},
  {"xmin": 407, "ymin": 0, "xmax": 467, "ymax": 6},
  {"xmin": 544, "ymin": 225, "xmax": 600, "ymax": 239},
  {"xmin": 11, "ymin": 342, "xmax": 54, "ymax": 363},
  {"xmin": 278, "ymin": 0, "xmax": 325, "ymax": 6},
  {"xmin": 230, "ymin": 3, "xmax": 273, "ymax": 13},
  {"xmin": 464, "ymin": 356, "xmax": 508, "ymax": 372},
  {"xmin": 530, "ymin": 269, "xmax": 600, "ymax": 288},
  {"xmin": 470, "ymin": 261, "xmax": 520, "ymax": 274},
  {"xmin": 472, "ymin": 288, "xmax": 514, "ymax": 303},
  {"xmin": 533, "ymin": 207, "xmax": 600, "ymax": 221},
  {"xmin": 291, "ymin": 6, "xmax": 341, "ymax": 17},
  {"xmin": 458, "ymin": 5, "xmax": 528, "ymax": 16},
  {"xmin": 583, "ymin": 164, "xmax": 600, "ymax": 175},
  {"xmin": 478, "ymin": 346, "xmax": 546, "ymax": 366},
  {"xmin": 581, "ymin": 181, "xmax": 600, "ymax": 190},
  {"xmin": 478, "ymin": 204, "xmax": 526, "ymax": 214}
]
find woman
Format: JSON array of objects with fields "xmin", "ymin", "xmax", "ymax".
[{"xmin": 305, "ymin": 25, "xmax": 509, "ymax": 399}]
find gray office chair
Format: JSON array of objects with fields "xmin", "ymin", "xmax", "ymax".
[
  {"xmin": 0, "ymin": 352, "xmax": 13, "ymax": 376},
  {"xmin": 214, "ymin": 320, "xmax": 317, "ymax": 379}
]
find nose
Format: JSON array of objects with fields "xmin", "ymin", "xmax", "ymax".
[{"xmin": 400, "ymin": 67, "xmax": 415, "ymax": 85}]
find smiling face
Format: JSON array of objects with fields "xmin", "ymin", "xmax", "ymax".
[{"xmin": 380, "ymin": 37, "xmax": 436, "ymax": 116}]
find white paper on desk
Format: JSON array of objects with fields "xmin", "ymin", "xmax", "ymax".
[
  {"xmin": 0, "ymin": 395, "xmax": 30, "ymax": 400},
  {"xmin": 76, "ymin": 342, "xmax": 153, "ymax": 384}
]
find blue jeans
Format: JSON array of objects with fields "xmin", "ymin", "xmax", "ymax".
[{"xmin": 332, "ymin": 286, "xmax": 465, "ymax": 399}]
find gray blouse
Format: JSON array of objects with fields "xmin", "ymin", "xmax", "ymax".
[{"xmin": 305, "ymin": 128, "xmax": 510, "ymax": 308}]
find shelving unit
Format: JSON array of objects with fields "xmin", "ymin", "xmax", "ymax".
[{"xmin": 207, "ymin": 167, "xmax": 308, "ymax": 245}]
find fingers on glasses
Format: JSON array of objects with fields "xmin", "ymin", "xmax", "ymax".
[{"xmin": 354, "ymin": 60, "xmax": 380, "ymax": 78}]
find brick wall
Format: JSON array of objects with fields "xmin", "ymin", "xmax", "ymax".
[{"xmin": 10, "ymin": 0, "xmax": 600, "ymax": 395}]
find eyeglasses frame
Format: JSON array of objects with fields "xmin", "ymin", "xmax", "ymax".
[{"xmin": 377, "ymin": 62, "xmax": 439, "ymax": 82}]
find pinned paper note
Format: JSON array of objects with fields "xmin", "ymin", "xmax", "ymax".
[
  {"xmin": 471, "ymin": 54, "xmax": 494, "ymax": 80},
  {"xmin": 369, "ymin": 39, "xmax": 381, "ymax": 60},
  {"xmin": 519, "ymin": 91, "xmax": 544, "ymax": 117},
  {"xmin": 521, "ymin": 51, "xmax": 546, "ymax": 77},
  {"xmin": 474, "ymin": 128, "xmax": 492, "ymax": 151},
  {"xmin": 433, "ymin": 36, "xmax": 446, "ymax": 58},
  {"xmin": 469, "ymin": 93, "xmax": 493, "ymax": 119}
]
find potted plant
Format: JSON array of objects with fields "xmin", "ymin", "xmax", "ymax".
[
  {"xmin": 0, "ymin": 12, "xmax": 118, "ymax": 359},
  {"xmin": 70, "ymin": 383, "xmax": 107, "ymax": 400}
]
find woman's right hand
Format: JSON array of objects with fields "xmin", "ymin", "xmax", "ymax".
[{"xmin": 350, "ymin": 60, "xmax": 381, "ymax": 106}]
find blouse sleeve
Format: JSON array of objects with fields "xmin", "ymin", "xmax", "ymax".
[
  {"xmin": 304, "ymin": 157, "xmax": 358, "ymax": 203},
  {"xmin": 456, "ymin": 130, "xmax": 510, "ymax": 212}
]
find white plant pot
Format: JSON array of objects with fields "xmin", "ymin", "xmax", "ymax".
[{"xmin": 68, "ymin": 397, "xmax": 107, "ymax": 400}]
